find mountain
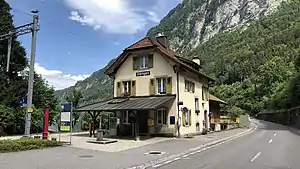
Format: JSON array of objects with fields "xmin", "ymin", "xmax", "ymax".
[
  {"xmin": 147, "ymin": 0, "xmax": 286, "ymax": 53},
  {"xmin": 55, "ymin": 0, "xmax": 297, "ymax": 114},
  {"xmin": 55, "ymin": 59, "xmax": 115, "ymax": 105}
]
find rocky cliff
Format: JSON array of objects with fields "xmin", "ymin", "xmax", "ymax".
[{"xmin": 147, "ymin": 0, "xmax": 286, "ymax": 53}]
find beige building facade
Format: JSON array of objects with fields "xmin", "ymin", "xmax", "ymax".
[{"xmin": 78, "ymin": 34, "xmax": 215, "ymax": 138}]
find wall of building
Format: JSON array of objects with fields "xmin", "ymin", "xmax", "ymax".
[
  {"xmin": 114, "ymin": 49, "xmax": 176, "ymax": 97},
  {"xmin": 177, "ymin": 71, "xmax": 210, "ymax": 135}
]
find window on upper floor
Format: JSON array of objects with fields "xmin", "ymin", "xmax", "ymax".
[
  {"xmin": 122, "ymin": 81, "xmax": 131, "ymax": 96},
  {"xmin": 133, "ymin": 54, "xmax": 153, "ymax": 70},
  {"xmin": 202, "ymin": 86, "xmax": 209, "ymax": 101},
  {"xmin": 157, "ymin": 108, "xmax": 167, "ymax": 125},
  {"xmin": 157, "ymin": 77, "xmax": 166, "ymax": 94},
  {"xmin": 185, "ymin": 79, "xmax": 195, "ymax": 93}
]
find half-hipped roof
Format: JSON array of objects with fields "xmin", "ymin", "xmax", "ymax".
[{"xmin": 104, "ymin": 36, "xmax": 214, "ymax": 81}]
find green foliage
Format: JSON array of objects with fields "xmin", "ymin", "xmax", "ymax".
[
  {"xmin": 188, "ymin": 0, "xmax": 300, "ymax": 114},
  {"xmin": 65, "ymin": 88, "xmax": 82, "ymax": 128},
  {"xmin": 0, "ymin": 138, "xmax": 62, "ymax": 153},
  {"xmin": 0, "ymin": 0, "xmax": 59, "ymax": 135}
]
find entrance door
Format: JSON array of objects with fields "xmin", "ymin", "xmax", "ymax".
[{"xmin": 138, "ymin": 110, "xmax": 148, "ymax": 135}]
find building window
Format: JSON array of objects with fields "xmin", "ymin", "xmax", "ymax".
[
  {"xmin": 123, "ymin": 111, "xmax": 129, "ymax": 124},
  {"xmin": 182, "ymin": 109, "xmax": 192, "ymax": 126},
  {"xmin": 157, "ymin": 78, "xmax": 166, "ymax": 94},
  {"xmin": 157, "ymin": 108, "xmax": 167, "ymax": 125},
  {"xmin": 139, "ymin": 56, "xmax": 148, "ymax": 69},
  {"xmin": 122, "ymin": 81, "xmax": 131, "ymax": 95},
  {"xmin": 202, "ymin": 86, "xmax": 209, "ymax": 101},
  {"xmin": 195, "ymin": 98, "xmax": 199, "ymax": 111},
  {"xmin": 185, "ymin": 79, "xmax": 195, "ymax": 93}
]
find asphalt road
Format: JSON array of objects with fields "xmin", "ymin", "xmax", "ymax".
[{"xmin": 152, "ymin": 120, "xmax": 300, "ymax": 169}]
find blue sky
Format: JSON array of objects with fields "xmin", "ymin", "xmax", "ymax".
[{"xmin": 5, "ymin": 0, "xmax": 181, "ymax": 90}]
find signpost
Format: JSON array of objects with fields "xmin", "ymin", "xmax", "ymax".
[{"xmin": 59, "ymin": 103, "xmax": 72, "ymax": 144}]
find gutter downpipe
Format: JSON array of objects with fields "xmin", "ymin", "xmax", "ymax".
[{"xmin": 176, "ymin": 66, "xmax": 181, "ymax": 138}]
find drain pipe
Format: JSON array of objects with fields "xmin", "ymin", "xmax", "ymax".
[{"xmin": 176, "ymin": 66, "xmax": 181, "ymax": 138}]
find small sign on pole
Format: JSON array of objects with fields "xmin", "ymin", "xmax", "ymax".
[{"xmin": 59, "ymin": 103, "xmax": 72, "ymax": 144}]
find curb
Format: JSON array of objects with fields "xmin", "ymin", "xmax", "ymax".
[{"xmin": 127, "ymin": 124, "xmax": 257, "ymax": 169}]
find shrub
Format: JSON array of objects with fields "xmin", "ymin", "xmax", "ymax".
[{"xmin": 0, "ymin": 138, "xmax": 62, "ymax": 153}]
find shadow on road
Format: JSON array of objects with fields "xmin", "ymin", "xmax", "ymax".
[{"xmin": 254, "ymin": 119, "xmax": 300, "ymax": 136}]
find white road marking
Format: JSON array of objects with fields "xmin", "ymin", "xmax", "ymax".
[
  {"xmin": 152, "ymin": 164, "xmax": 162, "ymax": 168},
  {"xmin": 250, "ymin": 152, "xmax": 262, "ymax": 162},
  {"xmin": 182, "ymin": 154, "xmax": 189, "ymax": 158},
  {"xmin": 173, "ymin": 157, "xmax": 181, "ymax": 161},
  {"xmin": 190, "ymin": 152, "xmax": 195, "ymax": 155},
  {"xmin": 163, "ymin": 160, "xmax": 172, "ymax": 164},
  {"xmin": 274, "ymin": 133, "xmax": 276, "ymax": 136},
  {"xmin": 268, "ymin": 139, "xmax": 273, "ymax": 143}
]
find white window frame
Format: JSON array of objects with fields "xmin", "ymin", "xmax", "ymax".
[
  {"xmin": 123, "ymin": 110, "xmax": 129, "ymax": 124},
  {"xmin": 122, "ymin": 81, "xmax": 131, "ymax": 94},
  {"xmin": 156, "ymin": 78, "xmax": 166, "ymax": 94},
  {"xmin": 157, "ymin": 108, "xmax": 167, "ymax": 125},
  {"xmin": 139, "ymin": 56, "xmax": 148, "ymax": 69}
]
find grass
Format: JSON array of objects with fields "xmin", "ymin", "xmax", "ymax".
[{"xmin": 0, "ymin": 138, "xmax": 62, "ymax": 153}]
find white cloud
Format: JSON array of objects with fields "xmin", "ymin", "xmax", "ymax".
[
  {"xmin": 34, "ymin": 63, "xmax": 90, "ymax": 90},
  {"xmin": 65, "ymin": 0, "xmax": 147, "ymax": 34},
  {"xmin": 64, "ymin": 0, "xmax": 182, "ymax": 34}
]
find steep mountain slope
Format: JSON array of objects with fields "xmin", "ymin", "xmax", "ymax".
[
  {"xmin": 55, "ymin": 0, "xmax": 292, "ymax": 112},
  {"xmin": 147, "ymin": 0, "xmax": 286, "ymax": 53}
]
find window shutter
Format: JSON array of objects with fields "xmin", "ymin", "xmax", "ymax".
[
  {"xmin": 192, "ymin": 83, "xmax": 195, "ymax": 93},
  {"xmin": 131, "ymin": 80, "xmax": 136, "ymax": 96},
  {"xmin": 149, "ymin": 78, "xmax": 155, "ymax": 95},
  {"xmin": 133, "ymin": 56, "xmax": 139, "ymax": 70},
  {"xmin": 166, "ymin": 77, "xmax": 172, "ymax": 94},
  {"xmin": 148, "ymin": 54, "xmax": 153, "ymax": 68},
  {"xmin": 116, "ymin": 82, "xmax": 121, "ymax": 97},
  {"xmin": 182, "ymin": 112, "xmax": 186, "ymax": 126},
  {"xmin": 189, "ymin": 109, "xmax": 192, "ymax": 126}
]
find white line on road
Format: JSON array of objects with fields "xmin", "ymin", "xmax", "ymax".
[
  {"xmin": 274, "ymin": 133, "xmax": 276, "ymax": 136},
  {"xmin": 182, "ymin": 154, "xmax": 189, "ymax": 158},
  {"xmin": 250, "ymin": 152, "xmax": 261, "ymax": 162},
  {"xmin": 163, "ymin": 160, "xmax": 172, "ymax": 165},
  {"xmin": 268, "ymin": 139, "xmax": 273, "ymax": 143}
]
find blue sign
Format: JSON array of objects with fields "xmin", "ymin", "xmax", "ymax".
[
  {"xmin": 61, "ymin": 103, "xmax": 72, "ymax": 112},
  {"xmin": 170, "ymin": 116, "xmax": 175, "ymax": 125},
  {"xmin": 19, "ymin": 94, "xmax": 28, "ymax": 107},
  {"xmin": 177, "ymin": 101, "xmax": 183, "ymax": 106}
]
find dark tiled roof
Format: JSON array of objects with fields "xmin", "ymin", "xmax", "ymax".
[
  {"xmin": 209, "ymin": 94, "xmax": 227, "ymax": 104},
  {"xmin": 75, "ymin": 95, "xmax": 176, "ymax": 112},
  {"xmin": 105, "ymin": 37, "xmax": 214, "ymax": 81}
]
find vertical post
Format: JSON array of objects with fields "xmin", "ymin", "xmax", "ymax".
[
  {"xmin": 24, "ymin": 10, "xmax": 39, "ymax": 136},
  {"xmin": 6, "ymin": 33, "xmax": 12, "ymax": 72},
  {"xmin": 42, "ymin": 107, "xmax": 50, "ymax": 139}
]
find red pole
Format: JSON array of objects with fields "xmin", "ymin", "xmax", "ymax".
[{"xmin": 42, "ymin": 107, "xmax": 49, "ymax": 139}]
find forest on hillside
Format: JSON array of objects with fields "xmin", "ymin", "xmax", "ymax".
[{"xmin": 187, "ymin": 0, "xmax": 300, "ymax": 115}]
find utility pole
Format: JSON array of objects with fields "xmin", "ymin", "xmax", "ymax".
[
  {"xmin": 0, "ymin": 10, "xmax": 40, "ymax": 136},
  {"xmin": 24, "ymin": 10, "xmax": 39, "ymax": 136}
]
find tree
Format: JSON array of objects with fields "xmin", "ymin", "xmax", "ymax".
[
  {"xmin": 0, "ymin": 0, "xmax": 59, "ymax": 135},
  {"xmin": 65, "ymin": 88, "xmax": 82, "ymax": 128}
]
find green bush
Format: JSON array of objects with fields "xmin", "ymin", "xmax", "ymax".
[{"xmin": 0, "ymin": 138, "xmax": 62, "ymax": 153}]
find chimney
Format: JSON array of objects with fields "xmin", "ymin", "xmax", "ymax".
[
  {"xmin": 155, "ymin": 32, "xmax": 167, "ymax": 48},
  {"xmin": 192, "ymin": 56, "xmax": 201, "ymax": 65}
]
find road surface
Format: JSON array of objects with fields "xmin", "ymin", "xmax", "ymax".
[{"xmin": 151, "ymin": 120, "xmax": 300, "ymax": 169}]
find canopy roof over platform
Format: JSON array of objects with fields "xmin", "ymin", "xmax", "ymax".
[{"xmin": 75, "ymin": 95, "xmax": 176, "ymax": 112}]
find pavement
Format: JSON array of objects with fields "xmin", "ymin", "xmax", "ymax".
[
  {"xmin": 0, "ymin": 125, "xmax": 253, "ymax": 169},
  {"xmin": 151, "ymin": 119, "xmax": 300, "ymax": 169}
]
